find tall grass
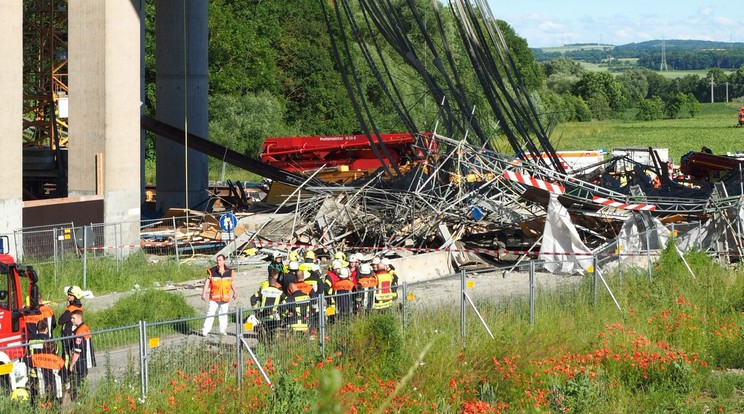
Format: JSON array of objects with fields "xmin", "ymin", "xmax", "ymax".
[
  {"xmin": 21, "ymin": 246, "xmax": 744, "ymax": 412},
  {"xmin": 29, "ymin": 252, "xmax": 205, "ymax": 304}
]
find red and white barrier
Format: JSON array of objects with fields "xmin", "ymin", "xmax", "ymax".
[
  {"xmin": 592, "ymin": 196, "xmax": 656, "ymax": 211},
  {"xmin": 503, "ymin": 171, "xmax": 565, "ymax": 194}
]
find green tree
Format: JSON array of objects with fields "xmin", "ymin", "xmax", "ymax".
[
  {"xmin": 573, "ymin": 71, "xmax": 627, "ymax": 115},
  {"xmin": 496, "ymin": 20, "xmax": 544, "ymax": 91},
  {"xmin": 208, "ymin": 92, "xmax": 293, "ymax": 159},
  {"xmin": 684, "ymin": 93, "xmax": 700, "ymax": 118},
  {"xmin": 635, "ymin": 97, "xmax": 664, "ymax": 121},
  {"xmin": 616, "ymin": 69, "xmax": 649, "ymax": 108},
  {"xmin": 664, "ymin": 92, "xmax": 686, "ymax": 119}
]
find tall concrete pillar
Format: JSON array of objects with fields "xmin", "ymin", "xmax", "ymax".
[
  {"xmin": 155, "ymin": 1, "xmax": 209, "ymax": 212},
  {"xmin": 68, "ymin": 1, "xmax": 142, "ymax": 251},
  {"xmin": 0, "ymin": 2, "xmax": 24, "ymax": 258}
]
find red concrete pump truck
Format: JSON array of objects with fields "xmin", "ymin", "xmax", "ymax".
[{"xmin": 0, "ymin": 235, "xmax": 41, "ymax": 397}]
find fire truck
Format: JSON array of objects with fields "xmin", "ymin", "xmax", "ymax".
[{"xmin": 0, "ymin": 235, "xmax": 38, "ymax": 396}]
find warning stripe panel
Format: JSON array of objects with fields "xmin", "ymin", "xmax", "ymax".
[
  {"xmin": 503, "ymin": 170, "xmax": 564, "ymax": 194},
  {"xmin": 592, "ymin": 196, "xmax": 656, "ymax": 211}
]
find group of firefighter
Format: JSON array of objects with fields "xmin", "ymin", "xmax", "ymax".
[
  {"xmin": 249, "ymin": 249, "xmax": 399, "ymax": 340},
  {"xmin": 19, "ymin": 285, "xmax": 95, "ymax": 407}
]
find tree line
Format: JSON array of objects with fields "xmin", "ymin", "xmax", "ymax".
[{"xmin": 143, "ymin": 1, "xmax": 744, "ymax": 166}]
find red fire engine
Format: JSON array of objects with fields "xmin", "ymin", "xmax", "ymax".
[{"xmin": 0, "ymin": 236, "xmax": 37, "ymax": 396}]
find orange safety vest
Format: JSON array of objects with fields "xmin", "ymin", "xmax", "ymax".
[
  {"xmin": 357, "ymin": 275, "xmax": 378, "ymax": 289},
  {"xmin": 332, "ymin": 279, "xmax": 355, "ymax": 292},
  {"xmin": 31, "ymin": 353, "xmax": 65, "ymax": 371},
  {"xmin": 207, "ymin": 266, "xmax": 234, "ymax": 302},
  {"xmin": 295, "ymin": 281, "xmax": 314, "ymax": 295}
]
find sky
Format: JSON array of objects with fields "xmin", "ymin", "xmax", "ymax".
[{"xmin": 487, "ymin": 1, "xmax": 744, "ymax": 48}]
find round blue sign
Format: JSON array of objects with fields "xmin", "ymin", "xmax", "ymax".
[{"xmin": 219, "ymin": 213, "xmax": 238, "ymax": 232}]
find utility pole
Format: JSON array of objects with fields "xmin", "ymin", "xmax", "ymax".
[
  {"xmin": 726, "ymin": 82, "xmax": 729, "ymax": 102},
  {"xmin": 710, "ymin": 74, "xmax": 715, "ymax": 103}
]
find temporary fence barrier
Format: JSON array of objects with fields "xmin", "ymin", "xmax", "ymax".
[{"xmin": 0, "ymin": 250, "xmax": 674, "ymax": 407}]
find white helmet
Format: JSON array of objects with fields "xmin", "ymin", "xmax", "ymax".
[
  {"xmin": 355, "ymin": 253, "xmax": 364, "ymax": 262},
  {"xmin": 359, "ymin": 263, "xmax": 373, "ymax": 276},
  {"xmin": 288, "ymin": 261, "xmax": 300, "ymax": 271},
  {"xmin": 338, "ymin": 267, "xmax": 350, "ymax": 279},
  {"xmin": 371, "ymin": 257, "xmax": 381, "ymax": 265},
  {"xmin": 331, "ymin": 260, "xmax": 342, "ymax": 270},
  {"xmin": 348, "ymin": 254, "xmax": 358, "ymax": 263}
]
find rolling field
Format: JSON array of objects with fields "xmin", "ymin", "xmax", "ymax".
[{"xmin": 551, "ymin": 102, "xmax": 744, "ymax": 164}]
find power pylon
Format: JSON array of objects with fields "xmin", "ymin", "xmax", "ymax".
[{"xmin": 659, "ymin": 39, "xmax": 668, "ymax": 71}]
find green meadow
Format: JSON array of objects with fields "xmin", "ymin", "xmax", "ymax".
[{"xmin": 552, "ymin": 102, "xmax": 744, "ymax": 164}]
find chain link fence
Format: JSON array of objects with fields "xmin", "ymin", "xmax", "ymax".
[{"xmin": 0, "ymin": 260, "xmax": 615, "ymax": 405}]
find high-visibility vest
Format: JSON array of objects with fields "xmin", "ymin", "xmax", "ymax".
[
  {"xmin": 286, "ymin": 292, "xmax": 312, "ymax": 332},
  {"xmin": 257, "ymin": 286, "xmax": 284, "ymax": 321},
  {"xmin": 30, "ymin": 353, "xmax": 64, "ymax": 399},
  {"xmin": 373, "ymin": 271, "xmax": 395, "ymax": 309},
  {"xmin": 208, "ymin": 266, "xmax": 234, "ymax": 302}
]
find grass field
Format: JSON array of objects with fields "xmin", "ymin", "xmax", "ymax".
[
  {"xmin": 551, "ymin": 102, "xmax": 744, "ymax": 164},
  {"xmin": 34, "ymin": 247, "xmax": 744, "ymax": 413}
]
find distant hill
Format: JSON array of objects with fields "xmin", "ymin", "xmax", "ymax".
[
  {"xmin": 614, "ymin": 39, "xmax": 744, "ymax": 52},
  {"xmin": 532, "ymin": 39, "xmax": 744, "ymax": 68}
]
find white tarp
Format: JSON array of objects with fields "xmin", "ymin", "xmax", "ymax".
[
  {"xmin": 618, "ymin": 214, "xmax": 670, "ymax": 260},
  {"xmin": 539, "ymin": 193, "xmax": 592, "ymax": 274}
]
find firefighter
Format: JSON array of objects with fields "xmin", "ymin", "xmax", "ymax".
[
  {"xmin": 25, "ymin": 294, "xmax": 56, "ymax": 339},
  {"xmin": 331, "ymin": 267, "xmax": 356, "ymax": 318},
  {"xmin": 29, "ymin": 341, "xmax": 65, "ymax": 407},
  {"xmin": 347, "ymin": 254, "xmax": 359, "ymax": 286},
  {"xmin": 68, "ymin": 310, "xmax": 95, "ymax": 401},
  {"xmin": 267, "ymin": 252, "xmax": 285, "ymax": 280},
  {"xmin": 372, "ymin": 258, "xmax": 397, "ymax": 310},
  {"xmin": 355, "ymin": 263, "xmax": 378, "ymax": 313},
  {"xmin": 304, "ymin": 263, "xmax": 323, "ymax": 294},
  {"xmin": 283, "ymin": 282, "xmax": 317, "ymax": 335},
  {"xmin": 282, "ymin": 261, "xmax": 300, "ymax": 294},
  {"xmin": 298, "ymin": 250, "xmax": 315, "ymax": 279},
  {"xmin": 58, "ymin": 286, "xmax": 84, "ymax": 364},
  {"xmin": 200, "ymin": 254, "xmax": 237, "ymax": 336},
  {"xmin": 334, "ymin": 251, "xmax": 348, "ymax": 268},
  {"xmin": 249, "ymin": 270, "xmax": 286, "ymax": 342}
]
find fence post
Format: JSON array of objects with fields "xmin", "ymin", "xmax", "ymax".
[
  {"xmin": 116, "ymin": 222, "xmax": 121, "ymax": 273},
  {"xmin": 319, "ymin": 292, "xmax": 326, "ymax": 359},
  {"xmin": 592, "ymin": 254, "xmax": 599, "ymax": 307},
  {"xmin": 236, "ymin": 307, "xmax": 243, "ymax": 389},
  {"xmin": 617, "ymin": 239, "xmax": 622, "ymax": 289},
  {"xmin": 529, "ymin": 260, "xmax": 535, "ymax": 326},
  {"xmin": 83, "ymin": 225, "xmax": 88, "ymax": 290},
  {"xmin": 139, "ymin": 320, "xmax": 148, "ymax": 400},
  {"xmin": 645, "ymin": 228, "xmax": 652, "ymax": 282},
  {"xmin": 173, "ymin": 217, "xmax": 179, "ymax": 265},
  {"xmin": 460, "ymin": 269, "xmax": 466, "ymax": 343},
  {"xmin": 52, "ymin": 228, "xmax": 58, "ymax": 286},
  {"xmin": 402, "ymin": 282, "xmax": 408, "ymax": 330}
]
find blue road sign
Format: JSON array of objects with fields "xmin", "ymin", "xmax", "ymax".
[{"xmin": 219, "ymin": 213, "xmax": 238, "ymax": 232}]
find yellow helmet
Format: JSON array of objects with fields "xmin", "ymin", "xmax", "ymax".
[
  {"xmin": 288, "ymin": 250, "xmax": 300, "ymax": 262},
  {"xmin": 11, "ymin": 388, "xmax": 29, "ymax": 401},
  {"xmin": 66, "ymin": 285, "xmax": 84, "ymax": 300},
  {"xmin": 334, "ymin": 251, "xmax": 346, "ymax": 261},
  {"xmin": 305, "ymin": 250, "xmax": 316, "ymax": 260}
]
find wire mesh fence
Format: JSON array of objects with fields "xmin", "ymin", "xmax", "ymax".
[{"xmin": 0, "ymin": 252, "xmax": 678, "ymax": 406}]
